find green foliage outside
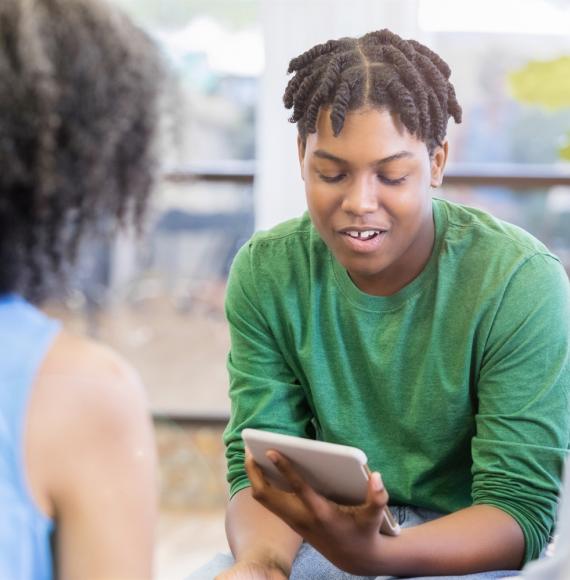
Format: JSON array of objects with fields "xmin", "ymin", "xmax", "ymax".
[{"xmin": 509, "ymin": 56, "xmax": 570, "ymax": 161}]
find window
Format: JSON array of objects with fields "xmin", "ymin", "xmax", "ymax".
[{"xmin": 419, "ymin": 0, "xmax": 570, "ymax": 271}]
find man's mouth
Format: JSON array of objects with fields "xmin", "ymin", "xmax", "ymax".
[
  {"xmin": 338, "ymin": 227, "xmax": 389, "ymax": 253},
  {"xmin": 343, "ymin": 229, "xmax": 382, "ymax": 241}
]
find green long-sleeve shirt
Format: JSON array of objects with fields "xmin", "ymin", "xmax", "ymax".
[{"xmin": 223, "ymin": 197, "xmax": 570, "ymax": 563}]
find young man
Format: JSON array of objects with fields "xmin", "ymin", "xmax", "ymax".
[{"xmin": 193, "ymin": 29, "xmax": 570, "ymax": 580}]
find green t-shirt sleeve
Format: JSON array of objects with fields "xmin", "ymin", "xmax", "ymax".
[
  {"xmin": 223, "ymin": 241, "xmax": 314, "ymax": 498},
  {"xmin": 472, "ymin": 253, "xmax": 570, "ymax": 563}
]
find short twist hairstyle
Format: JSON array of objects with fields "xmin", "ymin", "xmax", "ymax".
[
  {"xmin": 283, "ymin": 29, "xmax": 462, "ymax": 152},
  {"xmin": 0, "ymin": 0, "xmax": 164, "ymax": 302}
]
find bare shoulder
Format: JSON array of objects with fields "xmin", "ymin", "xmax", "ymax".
[
  {"xmin": 36, "ymin": 329, "xmax": 149, "ymax": 421},
  {"xmin": 35, "ymin": 328, "xmax": 152, "ymax": 445},
  {"xmin": 26, "ymin": 329, "xmax": 155, "ymax": 516},
  {"xmin": 41, "ymin": 329, "xmax": 143, "ymax": 390}
]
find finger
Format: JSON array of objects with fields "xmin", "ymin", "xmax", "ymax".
[
  {"xmin": 364, "ymin": 471, "xmax": 389, "ymax": 520},
  {"xmin": 266, "ymin": 450, "xmax": 311, "ymax": 495},
  {"xmin": 245, "ymin": 446, "xmax": 269, "ymax": 490},
  {"xmin": 267, "ymin": 450, "xmax": 328, "ymax": 511},
  {"xmin": 246, "ymin": 448, "xmax": 301, "ymax": 517}
]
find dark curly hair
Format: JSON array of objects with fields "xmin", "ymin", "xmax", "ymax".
[
  {"xmin": 283, "ymin": 29, "xmax": 462, "ymax": 153},
  {"xmin": 0, "ymin": 0, "xmax": 164, "ymax": 303}
]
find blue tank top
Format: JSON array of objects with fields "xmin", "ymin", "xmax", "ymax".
[{"xmin": 0, "ymin": 294, "xmax": 60, "ymax": 580}]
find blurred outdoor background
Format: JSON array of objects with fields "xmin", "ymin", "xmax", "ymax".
[{"xmin": 45, "ymin": 0, "xmax": 570, "ymax": 577}]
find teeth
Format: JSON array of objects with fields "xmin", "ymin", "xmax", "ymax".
[{"xmin": 346, "ymin": 230, "xmax": 379, "ymax": 240}]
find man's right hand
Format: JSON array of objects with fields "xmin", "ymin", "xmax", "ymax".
[{"xmin": 215, "ymin": 560, "xmax": 288, "ymax": 580}]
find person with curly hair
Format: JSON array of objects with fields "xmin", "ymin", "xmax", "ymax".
[
  {"xmin": 0, "ymin": 0, "xmax": 163, "ymax": 577},
  {"xmin": 191, "ymin": 29, "xmax": 570, "ymax": 580}
]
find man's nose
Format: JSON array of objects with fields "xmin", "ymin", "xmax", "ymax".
[{"xmin": 341, "ymin": 175, "xmax": 379, "ymax": 216}]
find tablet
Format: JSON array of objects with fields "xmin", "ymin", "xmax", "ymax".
[{"xmin": 242, "ymin": 428, "xmax": 400, "ymax": 536}]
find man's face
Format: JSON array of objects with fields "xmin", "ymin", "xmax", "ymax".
[{"xmin": 298, "ymin": 107, "xmax": 447, "ymax": 295}]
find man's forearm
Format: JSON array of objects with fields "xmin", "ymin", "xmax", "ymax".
[
  {"xmin": 226, "ymin": 487, "xmax": 302, "ymax": 574},
  {"xmin": 356, "ymin": 505, "xmax": 525, "ymax": 577}
]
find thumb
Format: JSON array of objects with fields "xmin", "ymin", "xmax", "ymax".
[{"xmin": 365, "ymin": 471, "xmax": 388, "ymax": 518}]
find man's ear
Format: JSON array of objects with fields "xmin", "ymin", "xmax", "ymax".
[
  {"xmin": 430, "ymin": 140, "xmax": 448, "ymax": 188},
  {"xmin": 297, "ymin": 135, "xmax": 306, "ymax": 181}
]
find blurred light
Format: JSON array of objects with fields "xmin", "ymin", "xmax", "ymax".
[
  {"xmin": 155, "ymin": 16, "xmax": 264, "ymax": 76},
  {"xmin": 419, "ymin": 0, "xmax": 570, "ymax": 34}
]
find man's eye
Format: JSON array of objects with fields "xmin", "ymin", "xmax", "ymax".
[
  {"xmin": 378, "ymin": 175, "xmax": 407, "ymax": 186},
  {"xmin": 318, "ymin": 173, "xmax": 346, "ymax": 183}
]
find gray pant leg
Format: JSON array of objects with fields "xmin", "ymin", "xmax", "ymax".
[
  {"xmin": 290, "ymin": 541, "xmax": 383, "ymax": 580},
  {"xmin": 291, "ymin": 543, "xmax": 518, "ymax": 580},
  {"xmin": 184, "ymin": 547, "xmax": 519, "ymax": 580}
]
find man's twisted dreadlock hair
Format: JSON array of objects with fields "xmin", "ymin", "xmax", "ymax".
[
  {"xmin": 0, "ymin": 0, "xmax": 164, "ymax": 303},
  {"xmin": 283, "ymin": 29, "xmax": 462, "ymax": 152}
]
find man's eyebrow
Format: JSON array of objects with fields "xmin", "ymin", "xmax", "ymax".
[{"xmin": 313, "ymin": 149, "xmax": 414, "ymax": 165}]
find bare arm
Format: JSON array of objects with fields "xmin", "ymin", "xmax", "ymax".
[
  {"xmin": 366, "ymin": 505, "xmax": 524, "ymax": 577},
  {"xmin": 27, "ymin": 333, "xmax": 157, "ymax": 579},
  {"xmin": 222, "ymin": 487, "xmax": 302, "ymax": 578},
  {"xmin": 224, "ymin": 487, "xmax": 302, "ymax": 577}
]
